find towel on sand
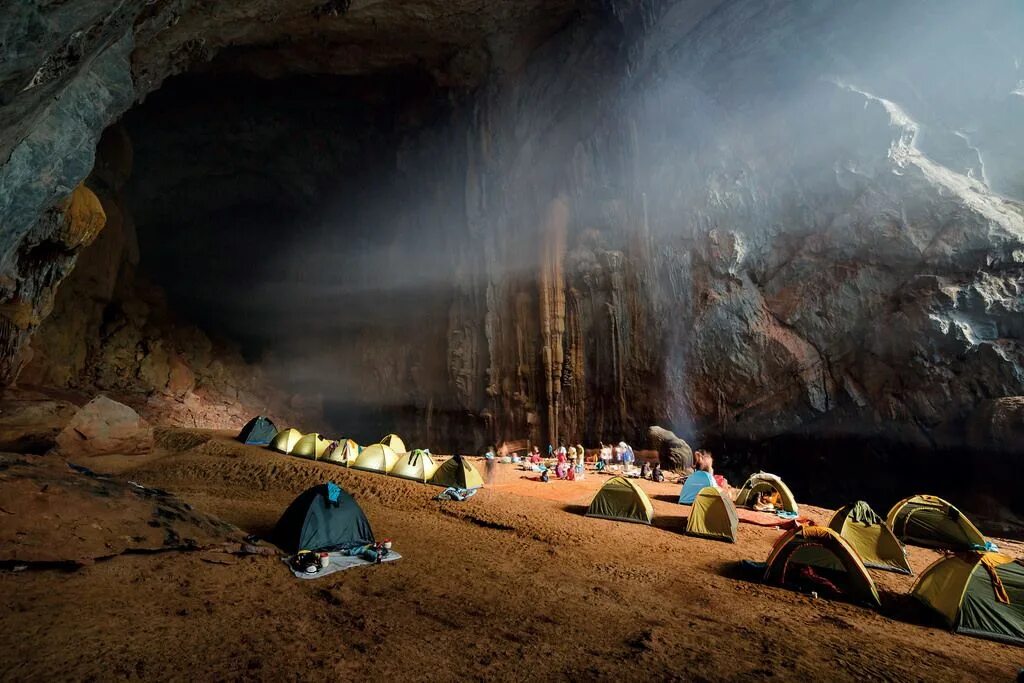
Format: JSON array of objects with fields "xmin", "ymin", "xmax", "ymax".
[{"xmin": 287, "ymin": 550, "xmax": 402, "ymax": 580}]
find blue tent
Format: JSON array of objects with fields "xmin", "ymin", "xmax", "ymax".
[{"xmin": 679, "ymin": 471, "xmax": 717, "ymax": 504}]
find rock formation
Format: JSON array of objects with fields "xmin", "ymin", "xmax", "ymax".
[
  {"xmin": 648, "ymin": 426, "xmax": 694, "ymax": 472},
  {"xmin": 1, "ymin": 1, "xmax": 1023, "ymax": 513},
  {"xmin": 54, "ymin": 395, "xmax": 154, "ymax": 457}
]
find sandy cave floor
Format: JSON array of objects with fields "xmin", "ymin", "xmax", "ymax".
[{"xmin": 1, "ymin": 432, "xmax": 1022, "ymax": 681}]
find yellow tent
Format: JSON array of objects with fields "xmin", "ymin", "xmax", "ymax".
[
  {"xmin": 585, "ymin": 476, "xmax": 654, "ymax": 525},
  {"xmin": 390, "ymin": 449, "xmax": 438, "ymax": 483},
  {"xmin": 429, "ymin": 456, "xmax": 485, "ymax": 489},
  {"xmin": 380, "ymin": 434, "xmax": 407, "ymax": 453},
  {"xmin": 828, "ymin": 501, "xmax": 911, "ymax": 574},
  {"xmin": 913, "ymin": 552, "xmax": 1024, "ymax": 645},
  {"xmin": 686, "ymin": 486, "xmax": 738, "ymax": 542},
  {"xmin": 886, "ymin": 495, "xmax": 986, "ymax": 552},
  {"xmin": 352, "ymin": 443, "xmax": 399, "ymax": 474},
  {"xmin": 763, "ymin": 526, "xmax": 881, "ymax": 607},
  {"xmin": 292, "ymin": 433, "xmax": 330, "ymax": 460},
  {"xmin": 325, "ymin": 438, "xmax": 359, "ymax": 466},
  {"xmin": 734, "ymin": 472, "xmax": 799, "ymax": 514},
  {"xmin": 269, "ymin": 428, "xmax": 302, "ymax": 454}
]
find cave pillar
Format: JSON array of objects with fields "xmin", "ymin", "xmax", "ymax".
[{"xmin": 538, "ymin": 194, "xmax": 569, "ymax": 444}]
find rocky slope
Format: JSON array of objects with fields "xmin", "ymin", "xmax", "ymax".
[{"xmin": 1, "ymin": 1, "xmax": 1022, "ymax": 512}]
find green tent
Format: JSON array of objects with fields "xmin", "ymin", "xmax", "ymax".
[
  {"xmin": 237, "ymin": 416, "xmax": 278, "ymax": 446},
  {"xmin": 886, "ymin": 495, "xmax": 987, "ymax": 552},
  {"xmin": 270, "ymin": 483, "xmax": 374, "ymax": 554},
  {"xmin": 763, "ymin": 526, "xmax": 881, "ymax": 607},
  {"xmin": 429, "ymin": 456, "xmax": 484, "ymax": 489},
  {"xmin": 734, "ymin": 472, "xmax": 799, "ymax": 514},
  {"xmin": 686, "ymin": 486, "xmax": 738, "ymax": 542},
  {"xmin": 828, "ymin": 501, "xmax": 911, "ymax": 574},
  {"xmin": 585, "ymin": 476, "xmax": 654, "ymax": 525},
  {"xmin": 913, "ymin": 552, "xmax": 1024, "ymax": 646}
]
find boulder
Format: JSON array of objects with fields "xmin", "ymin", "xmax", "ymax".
[
  {"xmin": 648, "ymin": 425, "xmax": 694, "ymax": 472},
  {"xmin": 54, "ymin": 395, "xmax": 153, "ymax": 457}
]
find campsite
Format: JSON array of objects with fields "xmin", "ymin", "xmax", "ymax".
[{"xmin": 1, "ymin": 426, "xmax": 1021, "ymax": 681}]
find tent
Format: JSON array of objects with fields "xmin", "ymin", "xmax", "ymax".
[
  {"xmin": 678, "ymin": 470, "xmax": 717, "ymax": 505},
  {"xmin": 686, "ymin": 486, "xmax": 738, "ymax": 542},
  {"xmin": 430, "ymin": 455, "xmax": 484, "ymax": 489},
  {"xmin": 390, "ymin": 449, "xmax": 438, "ymax": 483},
  {"xmin": 380, "ymin": 434, "xmax": 407, "ymax": 454},
  {"xmin": 237, "ymin": 416, "xmax": 278, "ymax": 446},
  {"xmin": 763, "ymin": 526, "xmax": 881, "ymax": 607},
  {"xmin": 886, "ymin": 495, "xmax": 987, "ymax": 552},
  {"xmin": 270, "ymin": 483, "xmax": 374, "ymax": 554},
  {"xmin": 912, "ymin": 552, "xmax": 1024, "ymax": 646},
  {"xmin": 292, "ymin": 432, "xmax": 331, "ymax": 460},
  {"xmin": 352, "ymin": 443, "xmax": 399, "ymax": 474},
  {"xmin": 269, "ymin": 428, "xmax": 303, "ymax": 454},
  {"xmin": 585, "ymin": 476, "xmax": 654, "ymax": 525},
  {"xmin": 828, "ymin": 501, "xmax": 912, "ymax": 574},
  {"xmin": 734, "ymin": 472, "xmax": 799, "ymax": 514},
  {"xmin": 325, "ymin": 438, "xmax": 360, "ymax": 466}
]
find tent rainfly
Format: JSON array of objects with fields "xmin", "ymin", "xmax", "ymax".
[
  {"xmin": 913, "ymin": 552, "xmax": 1024, "ymax": 647},
  {"xmin": 430, "ymin": 456, "xmax": 484, "ymax": 489},
  {"xmin": 828, "ymin": 501, "xmax": 911, "ymax": 574},
  {"xmin": 270, "ymin": 483, "xmax": 374, "ymax": 554},
  {"xmin": 390, "ymin": 449, "xmax": 438, "ymax": 483},
  {"xmin": 886, "ymin": 495, "xmax": 987, "ymax": 552},
  {"xmin": 585, "ymin": 476, "xmax": 654, "ymax": 525},
  {"xmin": 686, "ymin": 486, "xmax": 738, "ymax": 542},
  {"xmin": 352, "ymin": 443, "xmax": 399, "ymax": 474},
  {"xmin": 678, "ymin": 470, "xmax": 716, "ymax": 505},
  {"xmin": 762, "ymin": 525, "xmax": 881, "ymax": 607},
  {"xmin": 269, "ymin": 428, "xmax": 303, "ymax": 454},
  {"xmin": 237, "ymin": 416, "xmax": 278, "ymax": 446},
  {"xmin": 292, "ymin": 433, "xmax": 331, "ymax": 460},
  {"xmin": 380, "ymin": 434, "xmax": 407, "ymax": 454}
]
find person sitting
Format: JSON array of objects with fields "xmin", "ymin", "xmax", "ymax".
[
  {"xmin": 651, "ymin": 464, "xmax": 665, "ymax": 482},
  {"xmin": 530, "ymin": 447, "xmax": 542, "ymax": 464},
  {"xmin": 540, "ymin": 468, "xmax": 550, "ymax": 483},
  {"xmin": 595, "ymin": 458, "xmax": 606, "ymax": 472},
  {"xmin": 693, "ymin": 449, "xmax": 714, "ymax": 477}
]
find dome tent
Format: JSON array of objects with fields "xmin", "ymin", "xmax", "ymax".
[
  {"xmin": 762, "ymin": 526, "xmax": 880, "ymax": 607},
  {"xmin": 390, "ymin": 449, "xmax": 438, "ymax": 483},
  {"xmin": 325, "ymin": 438, "xmax": 360, "ymax": 466},
  {"xmin": 678, "ymin": 470, "xmax": 716, "ymax": 505},
  {"xmin": 886, "ymin": 494, "xmax": 987, "ymax": 552},
  {"xmin": 734, "ymin": 472, "xmax": 798, "ymax": 514},
  {"xmin": 686, "ymin": 486, "xmax": 738, "ymax": 543},
  {"xmin": 429, "ymin": 455, "xmax": 484, "ymax": 489},
  {"xmin": 380, "ymin": 433, "xmax": 406, "ymax": 454},
  {"xmin": 269, "ymin": 428, "xmax": 303, "ymax": 454},
  {"xmin": 352, "ymin": 443, "xmax": 399, "ymax": 474},
  {"xmin": 237, "ymin": 416, "xmax": 278, "ymax": 446},
  {"xmin": 828, "ymin": 501, "xmax": 911, "ymax": 574},
  {"xmin": 913, "ymin": 552, "xmax": 1024, "ymax": 646},
  {"xmin": 585, "ymin": 476, "xmax": 654, "ymax": 525},
  {"xmin": 270, "ymin": 482, "xmax": 374, "ymax": 554},
  {"xmin": 292, "ymin": 433, "xmax": 331, "ymax": 460}
]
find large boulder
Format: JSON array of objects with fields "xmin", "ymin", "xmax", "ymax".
[
  {"xmin": 648, "ymin": 425, "xmax": 693, "ymax": 472},
  {"xmin": 54, "ymin": 395, "xmax": 153, "ymax": 457}
]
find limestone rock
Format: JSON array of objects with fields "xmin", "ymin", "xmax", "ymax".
[
  {"xmin": 648, "ymin": 426, "xmax": 694, "ymax": 472},
  {"xmin": 54, "ymin": 395, "xmax": 154, "ymax": 457}
]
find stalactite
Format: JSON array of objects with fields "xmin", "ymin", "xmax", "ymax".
[{"xmin": 538, "ymin": 194, "xmax": 569, "ymax": 443}]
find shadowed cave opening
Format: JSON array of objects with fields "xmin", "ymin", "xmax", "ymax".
[{"xmin": 121, "ymin": 67, "xmax": 476, "ymax": 448}]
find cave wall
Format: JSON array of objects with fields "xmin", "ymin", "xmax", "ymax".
[{"xmin": 2, "ymin": 0, "xmax": 1023, "ymax": 487}]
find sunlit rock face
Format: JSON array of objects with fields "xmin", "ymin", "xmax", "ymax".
[{"xmin": 2, "ymin": 1, "xmax": 1023, "ymax": 514}]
